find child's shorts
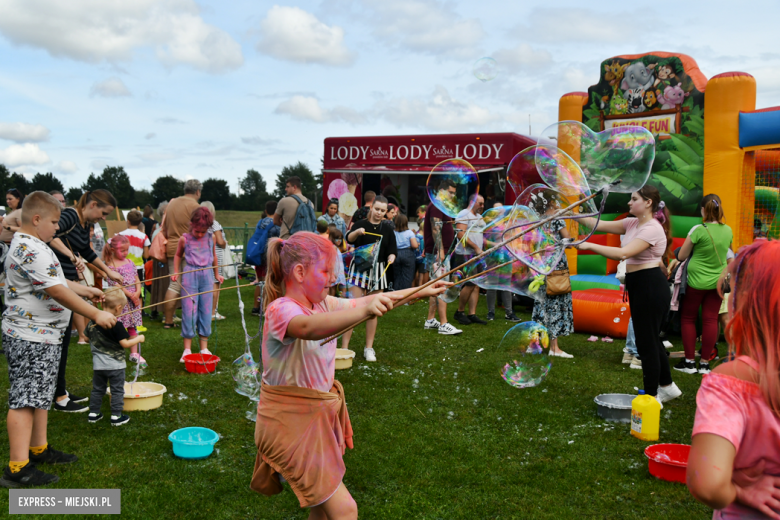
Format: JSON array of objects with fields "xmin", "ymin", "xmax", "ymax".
[
  {"xmin": 719, "ymin": 292, "xmax": 730, "ymax": 315},
  {"xmin": 3, "ymin": 333, "xmax": 61, "ymax": 410}
]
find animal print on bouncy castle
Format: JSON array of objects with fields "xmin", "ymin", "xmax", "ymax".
[{"xmin": 657, "ymin": 84, "xmax": 688, "ymax": 110}]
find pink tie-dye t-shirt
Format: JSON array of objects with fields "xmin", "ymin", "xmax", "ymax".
[{"xmin": 262, "ymin": 296, "xmax": 356, "ymax": 392}]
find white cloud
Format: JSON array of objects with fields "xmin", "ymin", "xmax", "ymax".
[
  {"xmin": 57, "ymin": 160, "xmax": 78, "ymax": 174},
  {"xmin": 0, "ymin": 122, "xmax": 50, "ymax": 142},
  {"xmin": 492, "ymin": 44, "xmax": 553, "ymax": 72},
  {"xmin": 515, "ymin": 8, "xmax": 655, "ymax": 44},
  {"xmin": 145, "ymin": 132, "xmax": 156, "ymax": 140},
  {"xmin": 0, "ymin": 143, "xmax": 50, "ymax": 167},
  {"xmin": 331, "ymin": 0, "xmax": 483, "ymax": 59},
  {"xmin": 257, "ymin": 6, "xmax": 354, "ymax": 66},
  {"xmin": 274, "ymin": 96, "xmax": 367, "ymax": 124},
  {"xmin": 90, "ymin": 77, "xmax": 132, "ymax": 98},
  {"xmin": 241, "ymin": 136, "xmax": 280, "ymax": 146},
  {"xmin": 0, "ymin": 0, "xmax": 243, "ymax": 73},
  {"xmin": 376, "ymin": 86, "xmax": 502, "ymax": 131},
  {"xmin": 156, "ymin": 117, "xmax": 186, "ymax": 124},
  {"xmin": 90, "ymin": 159, "xmax": 109, "ymax": 171},
  {"xmin": 274, "ymin": 86, "xmax": 502, "ymax": 131}
]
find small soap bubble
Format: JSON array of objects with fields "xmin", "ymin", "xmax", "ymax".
[
  {"xmin": 473, "ymin": 57, "xmax": 498, "ymax": 82},
  {"xmin": 499, "ymin": 321, "xmax": 551, "ymax": 389},
  {"xmin": 426, "ymin": 159, "xmax": 480, "ymax": 218}
]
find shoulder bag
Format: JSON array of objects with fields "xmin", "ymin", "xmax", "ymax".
[{"xmin": 546, "ymin": 268, "xmax": 572, "ymax": 296}]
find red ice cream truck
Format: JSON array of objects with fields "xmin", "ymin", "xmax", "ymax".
[{"xmin": 321, "ymin": 133, "xmax": 539, "ymax": 223}]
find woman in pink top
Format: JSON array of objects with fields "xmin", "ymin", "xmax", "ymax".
[
  {"xmin": 578, "ymin": 185, "xmax": 682, "ymax": 403},
  {"xmin": 255, "ymin": 232, "xmax": 448, "ymax": 519},
  {"xmin": 687, "ymin": 239, "xmax": 780, "ymax": 519}
]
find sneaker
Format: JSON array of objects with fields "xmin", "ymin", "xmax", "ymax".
[
  {"xmin": 438, "ymin": 322, "xmax": 462, "ymax": 335},
  {"xmin": 0, "ymin": 463, "xmax": 58, "ymax": 488},
  {"xmin": 110, "ymin": 414, "xmax": 130, "ymax": 426},
  {"xmin": 251, "ymin": 308, "xmax": 261, "ymax": 317},
  {"xmin": 179, "ymin": 349, "xmax": 192, "ymax": 363},
  {"xmin": 424, "ymin": 318, "xmax": 440, "ymax": 330},
  {"xmin": 453, "ymin": 311, "xmax": 471, "ymax": 326},
  {"xmin": 67, "ymin": 391, "xmax": 88, "ymax": 404},
  {"xmin": 663, "ymin": 340, "xmax": 674, "ymax": 349},
  {"xmin": 549, "ymin": 349, "xmax": 574, "ymax": 358},
  {"xmin": 199, "ymin": 348, "xmax": 213, "ymax": 356},
  {"xmin": 505, "ymin": 313, "xmax": 521, "ymax": 323},
  {"xmin": 212, "ymin": 312, "xmax": 226, "ymax": 321},
  {"xmin": 658, "ymin": 382, "xmax": 682, "ymax": 403},
  {"xmin": 673, "ymin": 359, "xmax": 697, "ymax": 374},
  {"xmin": 655, "ymin": 396, "xmax": 664, "ymax": 409},
  {"xmin": 88, "ymin": 413, "xmax": 103, "ymax": 423},
  {"xmin": 698, "ymin": 362, "xmax": 711, "ymax": 375},
  {"xmin": 129, "ymin": 353, "xmax": 146, "ymax": 364},
  {"xmin": 172, "ymin": 316, "xmax": 182, "ymax": 324},
  {"xmin": 29, "ymin": 446, "xmax": 78, "ymax": 465},
  {"xmin": 53, "ymin": 399, "xmax": 88, "ymax": 413},
  {"xmin": 622, "ymin": 352, "xmax": 635, "ymax": 364},
  {"xmin": 364, "ymin": 347, "xmax": 377, "ymax": 362},
  {"xmin": 468, "ymin": 314, "xmax": 487, "ymax": 325},
  {"xmin": 630, "ymin": 357, "xmax": 643, "ymax": 369},
  {"xmin": 136, "ymin": 326, "xmax": 147, "ymax": 333},
  {"xmin": 486, "ymin": 312, "xmax": 495, "ymax": 321}
]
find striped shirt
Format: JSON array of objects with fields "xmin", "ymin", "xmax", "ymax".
[{"xmin": 50, "ymin": 207, "xmax": 98, "ymax": 282}]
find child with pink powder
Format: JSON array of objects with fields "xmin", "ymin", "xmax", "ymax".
[
  {"xmin": 103, "ymin": 235, "xmax": 145, "ymax": 364},
  {"xmin": 687, "ymin": 239, "xmax": 780, "ymax": 519},
  {"xmin": 249, "ymin": 232, "xmax": 448, "ymax": 520}
]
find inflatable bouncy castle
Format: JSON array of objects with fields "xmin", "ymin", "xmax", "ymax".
[{"xmin": 555, "ymin": 52, "xmax": 780, "ymax": 337}]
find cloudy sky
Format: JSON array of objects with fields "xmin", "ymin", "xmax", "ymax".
[{"xmin": 1, "ymin": 0, "xmax": 779, "ymax": 193}]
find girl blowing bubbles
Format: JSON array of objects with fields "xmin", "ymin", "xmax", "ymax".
[
  {"xmin": 687, "ymin": 240, "xmax": 780, "ymax": 519},
  {"xmin": 250, "ymin": 232, "xmax": 447, "ymax": 519},
  {"xmin": 103, "ymin": 235, "xmax": 144, "ymax": 364},
  {"xmin": 172, "ymin": 207, "xmax": 223, "ymax": 362}
]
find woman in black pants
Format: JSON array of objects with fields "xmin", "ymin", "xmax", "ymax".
[
  {"xmin": 48, "ymin": 190, "xmax": 124, "ymax": 412},
  {"xmin": 577, "ymin": 186, "xmax": 681, "ymax": 404}
]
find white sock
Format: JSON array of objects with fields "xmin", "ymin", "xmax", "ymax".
[
  {"xmin": 58, "ymin": 396, "xmax": 70, "ymax": 406},
  {"xmin": 686, "ymin": 358, "xmax": 695, "ymax": 362}
]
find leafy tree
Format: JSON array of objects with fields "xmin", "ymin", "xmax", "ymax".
[
  {"xmin": 0, "ymin": 164, "xmax": 10, "ymax": 195},
  {"xmin": 65, "ymin": 187, "xmax": 83, "ymax": 205},
  {"xmin": 134, "ymin": 189, "xmax": 154, "ymax": 210},
  {"xmin": 273, "ymin": 162, "xmax": 318, "ymax": 207},
  {"xmin": 8, "ymin": 172, "xmax": 31, "ymax": 195},
  {"xmin": 81, "ymin": 166, "xmax": 136, "ymax": 208},
  {"xmin": 151, "ymin": 175, "xmax": 184, "ymax": 206},
  {"xmin": 237, "ymin": 169, "xmax": 271, "ymax": 211},
  {"xmin": 29, "ymin": 172, "xmax": 65, "ymax": 193},
  {"xmin": 202, "ymin": 178, "xmax": 235, "ymax": 211}
]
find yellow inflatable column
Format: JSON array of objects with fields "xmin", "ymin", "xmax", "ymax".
[
  {"xmin": 703, "ymin": 73, "xmax": 756, "ymax": 248},
  {"xmin": 558, "ymin": 92, "xmax": 589, "ymax": 274}
]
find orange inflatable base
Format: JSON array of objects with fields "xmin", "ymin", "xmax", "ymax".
[{"xmin": 572, "ymin": 289, "xmax": 631, "ymax": 339}]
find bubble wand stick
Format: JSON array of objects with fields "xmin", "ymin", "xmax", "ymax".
[
  {"xmin": 319, "ymin": 184, "xmax": 614, "ymax": 345},
  {"xmin": 117, "ymin": 283, "xmax": 254, "ymax": 318}
]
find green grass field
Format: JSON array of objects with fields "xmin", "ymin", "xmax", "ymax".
[{"xmin": 0, "ymin": 282, "xmax": 712, "ymax": 519}]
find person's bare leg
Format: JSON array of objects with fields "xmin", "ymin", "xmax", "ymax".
[
  {"xmin": 212, "ymin": 283, "xmax": 221, "ymax": 316},
  {"xmin": 253, "ymin": 284, "xmax": 262, "ymax": 311},
  {"xmin": 437, "ymin": 297, "xmax": 449, "ymax": 324},
  {"xmin": 341, "ymin": 286, "xmax": 364, "ymax": 349},
  {"xmin": 199, "ymin": 335, "xmax": 209, "ymax": 352},
  {"xmin": 310, "ymin": 482, "xmax": 357, "ymax": 520},
  {"xmin": 164, "ymin": 289, "xmax": 177, "ymax": 324},
  {"xmin": 457, "ymin": 285, "xmax": 473, "ymax": 313},
  {"xmin": 468, "ymin": 285, "xmax": 479, "ymax": 315},
  {"xmin": 74, "ymin": 314, "xmax": 88, "ymax": 343},
  {"xmin": 7, "ymin": 408, "xmax": 34, "ymax": 462},
  {"xmin": 30, "ymin": 409, "xmax": 48, "ymax": 449},
  {"xmin": 427, "ymin": 296, "xmax": 436, "ymax": 321},
  {"xmin": 550, "ymin": 337, "xmax": 571, "ymax": 356}
]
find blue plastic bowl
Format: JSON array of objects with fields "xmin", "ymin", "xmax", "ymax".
[{"xmin": 168, "ymin": 427, "xmax": 219, "ymax": 460}]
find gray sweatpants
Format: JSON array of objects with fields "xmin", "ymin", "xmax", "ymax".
[
  {"xmin": 90, "ymin": 369, "xmax": 125, "ymax": 415},
  {"xmin": 487, "ymin": 290, "xmax": 513, "ymax": 315}
]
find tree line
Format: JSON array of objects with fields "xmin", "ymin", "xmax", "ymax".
[{"xmin": 0, "ymin": 161, "xmax": 322, "ymax": 211}]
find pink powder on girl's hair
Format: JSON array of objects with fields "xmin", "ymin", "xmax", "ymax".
[
  {"xmin": 264, "ymin": 232, "xmax": 337, "ymax": 309},
  {"xmin": 103, "ymin": 234, "xmax": 129, "ymax": 263},
  {"xmin": 190, "ymin": 206, "xmax": 214, "ymax": 233}
]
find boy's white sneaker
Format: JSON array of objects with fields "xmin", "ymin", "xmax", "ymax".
[
  {"xmin": 438, "ymin": 322, "xmax": 462, "ymax": 335},
  {"xmin": 364, "ymin": 348, "xmax": 376, "ymax": 362},
  {"xmin": 179, "ymin": 349, "xmax": 192, "ymax": 362},
  {"xmin": 424, "ymin": 318, "xmax": 440, "ymax": 330},
  {"xmin": 658, "ymin": 382, "xmax": 682, "ymax": 403},
  {"xmin": 200, "ymin": 348, "xmax": 213, "ymax": 356}
]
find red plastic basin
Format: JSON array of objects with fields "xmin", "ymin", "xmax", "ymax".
[
  {"xmin": 644, "ymin": 443, "xmax": 690, "ymax": 484},
  {"xmin": 183, "ymin": 353, "xmax": 220, "ymax": 374}
]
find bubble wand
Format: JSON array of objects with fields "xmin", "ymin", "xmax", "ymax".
[
  {"xmin": 117, "ymin": 283, "xmax": 254, "ymax": 318},
  {"xmin": 319, "ymin": 184, "xmax": 614, "ymax": 345},
  {"xmin": 111, "ymin": 262, "xmax": 237, "ymax": 290}
]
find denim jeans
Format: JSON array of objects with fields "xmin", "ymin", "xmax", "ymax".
[{"xmin": 626, "ymin": 318, "xmax": 637, "ymax": 356}]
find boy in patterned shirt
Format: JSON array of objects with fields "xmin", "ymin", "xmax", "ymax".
[{"xmin": 0, "ymin": 192, "xmax": 116, "ymax": 489}]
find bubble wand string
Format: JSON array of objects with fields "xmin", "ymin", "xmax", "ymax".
[
  {"xmin": 319, "ymin": 185, "xmax": 611, "ymax": 345},
  {"xmin": 112, "ymin": 262, "xmax": 237, "ymax": 290},
  {"xmin": 117, "ymin": 283, "xmax": 254, "ymax": 318}
]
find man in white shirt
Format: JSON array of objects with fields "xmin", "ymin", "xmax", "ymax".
[{"xmin": 452, "ymin": 195, "xmax": 487, "ymax": 326}]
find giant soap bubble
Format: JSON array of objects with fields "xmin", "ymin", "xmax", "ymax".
[
  {"xmin": 426, "ymin": 159, "xmax": 480, "ymax": 218},
  {"xmin": 542, "ymin": 121, "xmax": 655, "ymax": 194},
  {"xmin": 473, "ymin": 57, "xmax": 498, "ymax": 82},
  {"xmin": 499, "ymin": 321, "xmax": 551, "ymax": 389},
  {"xmin": 232, "ymin": 353, "xmax": 260, "ymax": 400}
]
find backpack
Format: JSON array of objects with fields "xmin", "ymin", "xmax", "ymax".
[
  {"xmin": 246, "ymin": 218, "xmax": 274, "ymax": 267},
  {"xmin": 288, "ymin": 195, "xmax": 316, "ymax": 235}
]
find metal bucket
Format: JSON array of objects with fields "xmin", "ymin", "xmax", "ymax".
[{"xmin": 594, "ymin": 393, "xmax": 634, "ymax": 423}]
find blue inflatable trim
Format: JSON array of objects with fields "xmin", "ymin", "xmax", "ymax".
[
  {"xmin": 740, "ymin": 108, "xmax": 780, "ymax": 149},
  {"xmin": 570, "ymin": 274, "xmax": 620, "ymax": 286}
]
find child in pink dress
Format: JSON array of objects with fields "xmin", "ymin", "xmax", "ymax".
[
  {"xmin": 251, "ymin": 232, "xmax": 448, "ymax": 519},
  {"xmin": 687, "ymin": 239, "xmax": 780, "ymax": 519},
  {"xmin": 103, "ymin": 235, "xmax": 144, "ymax": 364}
]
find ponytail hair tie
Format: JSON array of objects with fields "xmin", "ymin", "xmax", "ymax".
[{"xmin": 658, "ymin": 201, "xmax": 666, "ymax": 210}]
